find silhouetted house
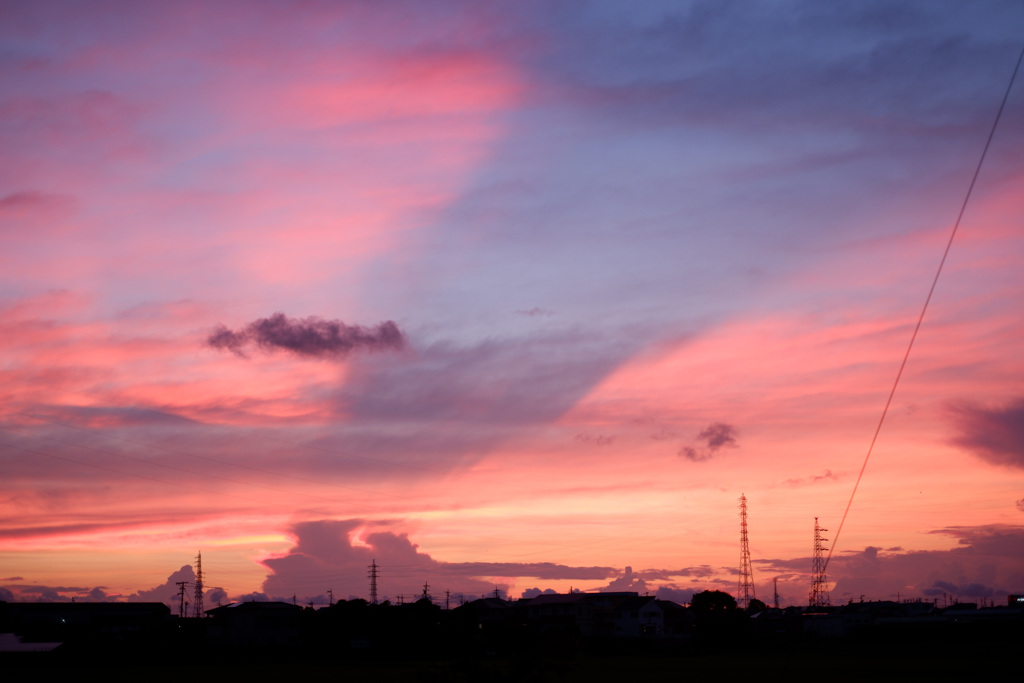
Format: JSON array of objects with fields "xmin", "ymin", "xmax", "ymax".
[
  {"xmin": 806, "ymin": 600, "xmax": 941, "ymax": 638},
  {"xmin": 455, "ymin": 597, "xmax": 513, "ymax": 632},
  {"xmin": 941, "ymin": 603, "xmax": 1024, "ymax": 623},
  {"xmin": 581, "ymin": 592, "xmax": 641, "ymax": 637},
  {"xmin": 584, "ymin": 595, "xmax": 689, "ymax": 639},
  {"xmin": 801, "ymin": 610, "xmax": 845, "ymax": 638},
  {"xmin": 749, "ymin": 606, "xmax": 800, "ymax": 637},
  {"xmin": 205, "ymin": 601, "xmax": 304, "ymax": 648},
  {"xmin": 611, "ymin": 596, "xmax": 663, "ymax": 638},
  {"xmin": 525, "ymin": 594, "xmax": 594, "ymax": 636}
]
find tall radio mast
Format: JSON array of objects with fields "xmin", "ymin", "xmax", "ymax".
[
  {"xmin": 192, "ymin": 551, "xmax": 204, "ymax": 618},
  {"xmin": 810, "ymin": 518, "xmax": 830, "ymax": 608},
  {"xmin": 738, "ymin": 494, "xmax": 756, "ymax": 608}
]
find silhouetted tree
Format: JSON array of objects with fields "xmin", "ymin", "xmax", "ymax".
[
  {"xmin": 690, "ymin": 590, "xmax": 737, "ymax": 615},
  {"xmin": 689, "ymin": 590, "xmax": 745, "ymax": 643},
  {"xmin": 747, "ymin": 598, "xmax": 767, "ymax": 614}
]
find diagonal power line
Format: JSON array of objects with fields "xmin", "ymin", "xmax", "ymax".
[{"xmin": 824, "ymin": 40, "xmax": 1024, "ymax": 573}]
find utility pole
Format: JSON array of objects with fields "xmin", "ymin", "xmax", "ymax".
[
  {"xmin": 192, "ymin": 551, "xmax": 204, "ymax": 618},
  {"xmin": 810, "ymin": 518, "xmax": 830, "ymax": 608},
  {"xmin": 773, "ymin": 577, "xmax": 780, "ymax": 609},
  {"xmin": 368, "ymin": 559, "xmax": 379, "ymax": 605},
  {"xmin": 738, "ymin": 493, "xmax": 756, "ymax": 609},
  {"xmin": 421, "ymin": 581, "xmax": 430, "ymax": 602},
  {"xmin": 445, "ymin": 589, "xmax": 450, "ymax": 610},
  {"xmin": 176, "ymin": 581, "xmax": 190, "ymax": 619},
  {"xmin": 327, "ymin": 589, "xmax": 334, "ymax": 607}
]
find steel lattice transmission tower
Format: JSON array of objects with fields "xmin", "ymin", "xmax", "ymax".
[
  {"xmin": 192, "ymin": 551, "xmax": 204, "ymax": 618},
  {"xmin": 810, "ymin": 518, "xmax": 830, "ymax": 608},
  {"xmin": 368, "ymin": 559, "xmax": 379, "ymax": 605},
  {"xmin": 737, "ymin": 493, "xmax": 756, "ymax": 609}
]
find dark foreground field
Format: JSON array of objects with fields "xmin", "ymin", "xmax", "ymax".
[{"xmin": 3, "ymin": 641, "xmax": 1008, "ymax": 682}]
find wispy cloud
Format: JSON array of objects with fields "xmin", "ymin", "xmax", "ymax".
[
  {"xmin": 782, "ymin": 470, "xmax": 840, "ymax": 487},
  {"xmin": 575, "ymin": 432, "xmax": 615, "ymax": 447}
]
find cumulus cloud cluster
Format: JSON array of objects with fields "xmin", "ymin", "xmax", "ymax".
[
  {"xmin": 757, "ymin": 525, "xmax": 1024, "ymax": 604},
  {"xmin": 207, "ymin": 313, "xmax": 407, "ymax": 359},
  {"xmin": 259, "ymin": 519, "xmax": 618, "ymax": 604}
]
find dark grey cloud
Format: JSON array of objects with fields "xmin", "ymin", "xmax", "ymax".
[
  {"xmin": 680, "ymin": 446, "xmax": 704, "ymax": 462},
  {"xmin": 700, "ymin": 423, "xmax": 738, "ymax": 450},
  {"xmin": 208, "ymin": 312, "xmax": 407, "ymax": 359},
  {"xmin": 951, "ymin": 399, "xmax": 1024, "ymax": 469},
  {"xmin": 680, "ymin": 422, "xmax": 739, "ymax": 462}
]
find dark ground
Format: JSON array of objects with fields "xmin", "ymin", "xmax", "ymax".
[{"xmin": 2, "ymin": 640, "xmax": 1009, "ymax": 682}]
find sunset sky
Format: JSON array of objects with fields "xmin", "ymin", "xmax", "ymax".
[{"xmin": 2, "ymin": 1, "xmax": 1024, "ymax": 610}]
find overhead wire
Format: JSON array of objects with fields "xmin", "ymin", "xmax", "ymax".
[{"xmin": 824, "ymin": 40, "xmax": 1024, "ymax": 574}]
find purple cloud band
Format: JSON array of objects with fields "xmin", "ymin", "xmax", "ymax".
[{"xmin": 208, "ymin": 312, "xmax": 407, "ymax": 359}]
